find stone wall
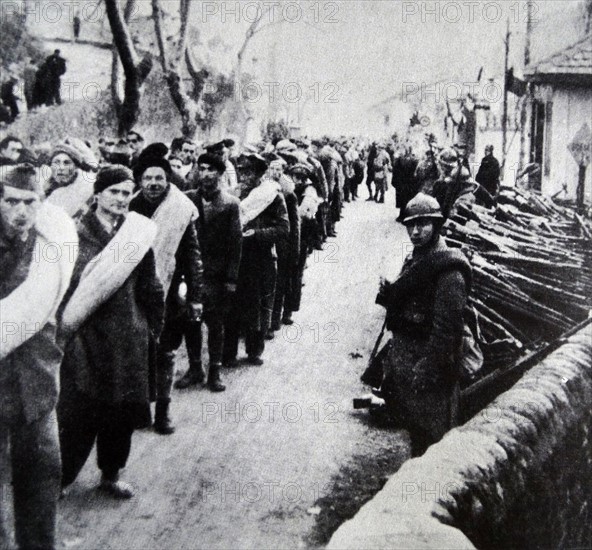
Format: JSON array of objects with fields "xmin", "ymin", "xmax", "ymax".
[{"xmin": 328, "ymin": 324, "xmax": 592, "ymax": 549}]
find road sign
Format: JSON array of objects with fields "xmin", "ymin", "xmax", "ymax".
[{"xmin": 568, "ymin": 123, "xmax": 591, "ymax": 167}]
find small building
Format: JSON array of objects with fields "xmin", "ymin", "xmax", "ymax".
[{"xmin": 524, "ymin": 36, "xmax": 592, "ymax": 203}]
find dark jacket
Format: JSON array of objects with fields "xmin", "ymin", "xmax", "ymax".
[
  {"xmin": 186, "ymin": 189, "xmax": 242, "ymax": 285},
  {"xmin": 130, "ymin": 186, "xmax": 203, "ymax": 305},
  {"xmin": 475, "ymin": 154, "xmax": 501, "ymax": 197},
  {"xmin": 59, "ymin": 211, "xmax": 165, "ymax": 412},
  {"xmin": 374, "ymin": 237, "xmax": 471, "ymax": 440},
  {"xmin": 0, "ymin": 227, "xmax": 63, "ymax": 424},
  {"xmin": 236, "ymin": 191, "xmax": 290, "ymax": 331}
]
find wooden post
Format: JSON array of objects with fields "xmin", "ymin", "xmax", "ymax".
[
  {"xmin": 502, "ymin": 18, "xmax": 510, "ymax": 179},
  {"xmin": 577, "ymin": 165, "xmax": 587, "ymax": 209}
]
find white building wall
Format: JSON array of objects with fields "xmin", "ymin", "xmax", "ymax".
[{"xmin": 547, "ymin": 86, "xmax": 592, "ymax": 202}]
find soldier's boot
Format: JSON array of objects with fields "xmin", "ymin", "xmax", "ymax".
[
  {"xmin": 207, "ymin": 363, "xmax": 226, "ymax": 392},
  {"xmin": 174, "ymin": 362, "xmax": 206, "ymax": 390},
  {"xmin": 154, "ymin": 400, "xmax": 175, "ymax": 435}
]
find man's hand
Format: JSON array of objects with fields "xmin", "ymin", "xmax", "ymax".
[
  {"xmin": 224, "ymin": 283, "xmax": 237, "ymax": 294},
  {"xmin": 188, "ymin": 302, "xmax": 203, "ymax": 322},
  {"xmin": 242, "ymin": 229, "xmax": 255, "ymax": 238}
]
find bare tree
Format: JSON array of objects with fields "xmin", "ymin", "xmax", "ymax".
[
  {"xmin": 151, "ymin": 0, "xmax": 210, "ymax": 138},
  {"xmin": 106, "ymin": 0, "xmax": 152, "ymax": 136}
]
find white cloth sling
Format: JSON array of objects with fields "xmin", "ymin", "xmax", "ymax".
[
  {"xmin": 60, "ymin": 212, "xmax": 157, "ymax": 336},
  {"xmin": 240, "ymin": 178, "xmax": 280, "ymax": 226},
  {"xmin": 150, "ymin": 184, "xmax": 198, "ymax": 296},
  {"xmin": 0, "ymin": 202, "xmax": 78, "ymax": 360}
]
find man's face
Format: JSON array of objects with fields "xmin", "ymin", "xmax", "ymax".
[
  {"xmin": 198, "ymin": 163, "xmax": 221, "ymax": 199},
  {"xmin": 50, "ymin": 153, "xmax": 77, "ymax": 186},
  {"xmin": 0, "ymin": 186, "xmax": 41, "ymax": 239},
  {"xmin": 169, "ymin": 158, "xmax": 183, "ymax": 177},
  {"xmin": 96, "ymin": 180, "xmax": 135, "ymax": 218},
  {"xmin": 269, "ymin": 162, "xmax": 283, "ymax": 182},
  {"xmin": 181, "ymin": 143, "xmax": 196, "ymax": 165},
  {"xmin": 140, "ymin": 166, "xmax": 169, "ymax": 202},
  {"xmin": 237, "ymin": 162, "xmax": 260, "ymax": 193},
  {"xmin": 127, "ymin": 134, "xmax": 143, "ymax": 153},
  {"xmin": 406, "ymin": 218, "xmax": 435, "ymax": 248},
  {"xmin": 485, "ymin": 147, "xmax": 493, "ymax": 156},
  {"xmin": 1, "ymin": 141, "xmax": 23, "ymax": 162}
]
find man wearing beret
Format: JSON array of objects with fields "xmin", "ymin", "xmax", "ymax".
[
  {"xmin": 44, "ymin": 142, "xmax": 97, "ymax": 219},
  {"xmin": 177, "ymin": 153, "xmax": 242, "ymax": 390},
  {"xmin": 222, "ymin": 153, "xmax": 289, "ymax": 366},
  {"xmin": 0, "ymin": 164, "xmax": 77, "ymax": 549},
  {"xmin": 130, "ymin": 145, "xmax": 203, "ymax": 434},
  {"xmin": 57, "ymin": 165, "xmax": 164, "ymax": 499}
]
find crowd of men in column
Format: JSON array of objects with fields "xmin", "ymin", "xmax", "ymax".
[{"xmin": 0, "ymin": 129, "xmax": 500, "ymax": 549}]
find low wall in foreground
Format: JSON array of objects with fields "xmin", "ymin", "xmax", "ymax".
[{"xmin": 328, "ymin": 324, "xmax": 592, "ymax": 549}]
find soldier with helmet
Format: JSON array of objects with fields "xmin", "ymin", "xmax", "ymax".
[{"xmin": 362, "ymin": 193, "xmax": 472, "ymax": 455}]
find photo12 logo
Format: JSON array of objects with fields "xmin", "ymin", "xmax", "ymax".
[{"xmin": 201, "ymin": 1, "xmax": 340, "ymax": 24}]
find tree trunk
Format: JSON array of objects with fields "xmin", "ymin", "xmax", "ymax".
[{"xmin": 105, "ymin": 0, "xmax": 152, "ymax": 136}]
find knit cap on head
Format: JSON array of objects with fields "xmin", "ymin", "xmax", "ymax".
[
  {"xmin": 50, "ymin": 143, "xmax": 84, "ymax": 168},
  {"xmin": 94, "ymin": 164, "xmax": 134, "ymax": 194},
  {"xmin": 133, "ymin": 143, "xmax": 171, "ymax": 182},
  {"xmin": 197, "ymin": 153, "xmax": 226, "ymax": 173},
  {"xmin": 0, "ymin": 164, "xmax": 41, "ymax": 194}
]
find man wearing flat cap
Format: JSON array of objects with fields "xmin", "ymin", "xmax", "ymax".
[
  {"xmin": 206, "ymin": 139, "xmax": 238, "ymax": 194},
  {"xmin": 177, "ymin": 153, "xmax": 242, "ymax": 390},
  {"xmin": 0, "ymin": 164, "xmax": 78, "ymax": 549},
  {"xmin": 130, "ymin": 145, "xmax": 203, "ymax": 434},
  {"xmin": 57, "ymin": 164, "xmax": 164, "ymax": 499},
  {"xmin": 223, "ymin": 153, "xmax": 289, "ymax": 366}
]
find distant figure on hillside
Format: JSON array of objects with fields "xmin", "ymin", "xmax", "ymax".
[
  {"xmin": 73, "ymin": 12, "xmax": 81, "ymax": 41},
  {"xmin": 35, "ymin": 50, "xmax": 67, "ymax": 107},
  {"xmin": 1, "ymin": 77, "xmax": 20, "ymax": 122},
  {"xmin": 23, "ymin": 58, "xmax": 37, "ymax": 110}
]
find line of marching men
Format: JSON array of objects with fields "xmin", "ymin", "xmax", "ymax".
[{"xmin": 0, "ymin": 132, "xmax": 363, "ymax": 549}]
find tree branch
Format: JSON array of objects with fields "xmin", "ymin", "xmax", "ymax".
[{"xmin": 151, "ymin": 0, "xmax": 168, "ymax": 71}]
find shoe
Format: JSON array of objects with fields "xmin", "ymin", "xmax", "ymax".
[
  {"xmin": 153, "ymin": 401, "xmax": 175, "ymax": 435},
  {"xmin": 174, "ymin": 363, "xmax": 206, "ymax": 389},
  {"xmin": 313, "ymin": 242, "xmax": 323, "ymax": 251},
  {"xmin": 207, "ymin": 363, "xmax": 226, "ymax": 392},
  {"xmin": 223, "ymin": 358, "xmax": 239, "ymax": 369},
  {"xmin": 265, "ymin": 330, "xmax": 275, "ymax": 340},
  {"xmin": 327, "ymin": 230, "xmax": 337, "ymax": 238},
  {"xmin": 365, "ymin": 197, "xmax": 374, "ymax": 201},
  {"xmin": 281, "ymin": 315, "xmax": 294, "ymax": 325},
  {"xmin": 245, "ymin": 356, "xmax": 264, "ymax": 366},
  {"xmin": 99, "ymin": 478, "xmax": 135, "ymax": 499}
]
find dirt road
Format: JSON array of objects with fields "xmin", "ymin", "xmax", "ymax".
[{"xmin": 27, "ymin": 192, "xmax": 412, "ymax": 549}]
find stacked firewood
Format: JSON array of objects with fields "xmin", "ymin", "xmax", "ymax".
[{"xmin": 444, "ymin": 187, "xmax": 592, "ymax": 375}]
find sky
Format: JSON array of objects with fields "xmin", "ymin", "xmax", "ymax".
[{"xmin": 25, "ymin": 0, "xmax": 589, "ymax": 135}]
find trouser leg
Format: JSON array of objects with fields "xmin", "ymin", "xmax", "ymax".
[
  {"xmin": 96, "ymin": 409, "xmax": 134, "ymax": 480},
  {"xmin": 12, "ymin": 410, "xmax": 61, "ymax": 550},
  {"xmin": 245, "ymin": 329, "xmax": 265, "ymax": 358},
  {"xmin": 204, "ymin": 309, "xmax": 225, "ymax": 365},
  {"xmin": 157, "ymin": 314, "xmax": 185, "ymax": 402},
  {"xmin": 184, "ymin": 319, "xmax": 203, "ymax": 370},
  {"xmin": 58, "ymin": 390, "xmax": 99, "ymax": 488},
  {"xmin": 222, "ymin": 313, "xmax": 240, "ymax": 364},
  {"xmin": 272, "ymin": 254, "xmax": 288, "ymax": 330}
]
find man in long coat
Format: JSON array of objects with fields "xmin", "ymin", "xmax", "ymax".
[
  {"xmin": 130, "ymin": 145, "xmax": 203, "ymax": 434},
  {"xmin": 178, "ymin": 153, "xmax": 242, "ymax": 391},
  {"xmin": 1, "ymin": 164, "xmax": 77, "ymax": 548},
  {"xmin": 475, "ymin": 145, "xmax": 501, "ymax": 197},
  {"xmin": 223, "ymin": 153, "xmax": 289, "ymax": 366},
  {"xmin": 58, "ymin": 165, "xmax": 164, "ymax": 498}
]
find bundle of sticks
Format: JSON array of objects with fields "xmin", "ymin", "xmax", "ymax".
[{"xmin": 444, "ymin": 187, "xmax": 592, "ymax": 376}]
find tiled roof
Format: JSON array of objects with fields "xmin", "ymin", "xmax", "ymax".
[{"xmin": 525, "ymin": 35, "xmax": 592, "ymax": 77}]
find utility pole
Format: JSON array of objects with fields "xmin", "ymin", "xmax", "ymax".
[
  {"xmin": 502, "ymin": 17, "xmax": 510, "ymax": 179},
  {"xmin": 519, "ymin": 0, "xmax": 534, "ymax": 171}
]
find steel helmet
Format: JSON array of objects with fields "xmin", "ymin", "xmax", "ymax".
[{"xmin": 402, "ymin": 192, "xmax": 443, "ymax": 224}]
